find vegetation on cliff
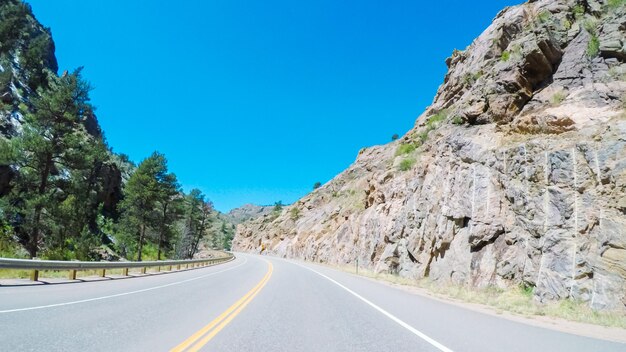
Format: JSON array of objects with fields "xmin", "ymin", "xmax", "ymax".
[{"xmin": 0, "ymin": 0, "xmax": 233, "ymax": 261}]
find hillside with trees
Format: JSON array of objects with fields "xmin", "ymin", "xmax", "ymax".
[{"xmin": 0, "ymin": 0, "xmax": 233, "ymax": 261}]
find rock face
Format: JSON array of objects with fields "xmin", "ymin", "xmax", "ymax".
[
  {"xmin": 227, "ymin": 204, "xmax": 275, "ymax": 224},
  {"xmin": 0, "ymin": 1, "xmax": 58, "ymax": 137},
  {"xmin": 234, "ymin": 0, "xmax": 626, "ymax": 310}
]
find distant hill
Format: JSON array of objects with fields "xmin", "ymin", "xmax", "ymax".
[{"xmin": 227, "ymin": 204, "xmax": 274, "ymax": 224}]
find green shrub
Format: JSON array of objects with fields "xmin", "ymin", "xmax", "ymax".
[
  {"xmin": 587, "ymin": 35, "xmax": 600, "ymax": 58},
  {"xmin": 395, "ymin": 143, "xmax": 416, "ymax": 156},
  {"xmin": 520, "ymin": 284, "xmax": 534, "ymax": 298},
  {"xmin": 427, "ymin": 110, "xmax": 447, "ymax": 128},
  {"xmin": 290, "ymin": 207, "xmax": 301, "ymax": 220},
  {"xmin": 550, "ymin": 90, "xmax": 567, "ymax": 105},
  {"xmin": 582, "ymin": 18, "xmax": 598, "ymax": 35},
  {"xmin": 462, "ymin": 71, "xmax": 483, "ymax": 85},
  {"xmin": 573, "ymin": 4, "xmax": 585, "ymax": 19},
  {"xmin": 607, "ymin": 0, "xmax": 626, "ymax": 10},
  {"xmin": 417, "ymin": 131, "xmax": 429, "ymax": 144},
  {"xmin": 537, "ymin": 10, "xmax": 551, "ymax": 23},
  {"xmin": 398, "ymin": 157, "xmax": 416, "ymax": 171},
  {"xmin": 562, "ymin": 18, "xmax": 572, "ymax": 30},
  {"xmin": 0, "ymin": 67, "xmax": 12, "ymax": 89},
  {"xmin": 501, "ymin": 51, "xmax": 510, "ymax": 62},
  {"xmin": 606, "ymin": 67, "xmax": 626, "ymax": 81},
  {"xmin": 313, "ymin": 182, "xmax": 321, "ymax": 189},
  {"xmin": 452, "ymin": 116, "xmax": 464, "ymax": 125}
]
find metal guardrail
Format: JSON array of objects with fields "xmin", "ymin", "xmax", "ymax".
[{"xmin": 0, "ymin": 254, "xmax": 235, "ymax": 281}]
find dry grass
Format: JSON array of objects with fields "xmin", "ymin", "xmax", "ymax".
[{"xmin": 332, "ymin": 264, "xmax": 626, "ymax": 329}]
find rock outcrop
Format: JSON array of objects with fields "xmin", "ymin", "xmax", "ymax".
[
  {"xmin": 234, "ymin": 0, "xmax": 626, "ymax": 310},
  {"xmin": 227, "ymin": 204, "xmax": 275, "ymax": 224},
  {"xmin": 0, "ymin": 1, "xmax": 57, "ymax": 137}
]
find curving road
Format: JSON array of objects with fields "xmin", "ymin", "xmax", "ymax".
[{"xmin": 0, "ymin": 253, "xmax": 624, "ymax": 351}]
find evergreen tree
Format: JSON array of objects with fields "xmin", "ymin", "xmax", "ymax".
[
  {"xmin": 4, "ymin": 69, "xmax": 94, "ymax": 258},
  {"xmin": 179, "ymin": 189, "xmax": 212, "ymax": 259},
  {"xmin": 154, "ymin": 167, "xmax": 183, "ymax": 260},
  {"xmin": 118, "ymin": 152, "xmax": 168, "ymax": 261}
]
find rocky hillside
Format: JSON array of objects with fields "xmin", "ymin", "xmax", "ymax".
[
  {"xmin": 234, "ymin": 0, "xmax": 626, "ymax": 310},
  {"xmin": 227, "ymin": 204, "xmax": 274, "ymax": 224}
]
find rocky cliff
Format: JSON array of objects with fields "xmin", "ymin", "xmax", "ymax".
[{"xmin": 234, "ymin": 0, "xmax": 626, "ymax": 310}]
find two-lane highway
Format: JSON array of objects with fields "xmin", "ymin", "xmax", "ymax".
[{"xmin": 1, "ymin": 253, "xmax": 624, "ymax": 351}]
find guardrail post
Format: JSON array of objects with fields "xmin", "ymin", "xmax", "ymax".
[
  {"xmin": 30, "ymin": 269, "xmax": 39, "ymax": 281},
  {"xmin": 156, "ymin": 266, "xmax": 160, "ymax": 272},
  {"xmin": 177, "ymin": 264, "xmax": 181, "ymax": 270},
  {"xmin": 168, "ymin": 265, "xmax": 172, "ymax": 271},
  {"xmin": 100, "ymin": 269, "xmax": 106, "ymax": 277},
  {"xmin": 69, "ymin": 270, "xmax": 77, "ymax": 280},
  {"xmin": 122, "ymin": 268, "xmax": 129, "ymax": 276},
  {"xmin": 141, "ymin": 267, "xmax": 146, "ymax": 274}
]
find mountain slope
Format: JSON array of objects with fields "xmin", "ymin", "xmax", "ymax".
[{"xmin": 234, "ymin": 0, "xmax": 626, "ymax": 310}]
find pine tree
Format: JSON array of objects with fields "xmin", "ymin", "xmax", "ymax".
[
  {"xmin": 5, "ymin": 69, "xmax": 94, "ymax": 258},
  {"xmin": 179, "ymin": 189, "xmax": 212, "ymax": 259},
  {"xmin": 154, "ymin": 166, "xmax": 183, "ymax": 260},
  {"xmin": 118, "ymin": 152, "xmax": 167, "ymax": 261}
]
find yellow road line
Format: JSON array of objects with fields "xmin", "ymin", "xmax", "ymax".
[{"xmin": 170, "ymin": 261, "xmax": 273, "ymax": 352}]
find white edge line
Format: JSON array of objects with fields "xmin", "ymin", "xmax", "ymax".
[
  {"xmin": 0, "ymin": 256, "xmax": 248, "ymax": 314},
  {"xmin": 291, "ymin": 261, "xmax": 454, "ymax": 352}
]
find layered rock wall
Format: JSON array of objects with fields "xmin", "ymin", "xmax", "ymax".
[{"xmin": 234, "ymin": 0, "xmax": 626, "ymax": 310}]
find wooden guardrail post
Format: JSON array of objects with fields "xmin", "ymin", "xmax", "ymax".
[
  {"xmin": 122, "ymin": 268, "xmax": 129, "ymax": 276},
  {"xmin": 30, "ymin": 269, "xmax": 38, "ymax": 281},
  {"xmin": 141, "ymin": 267, "xmax": 146, "ymax": 274},
  {"xmin": 69, "ymin": 270, "xmax": 77, "ymax": 280},
  {"xmin": 100, "ymin": 269, "xmax": 106, "ymax": 277}
]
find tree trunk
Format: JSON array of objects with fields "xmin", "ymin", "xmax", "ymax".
[
  {"xmin": 28, "ymin": 206, "xmax": 41, "ymax": 258},
  {"xmin": 29, "ymin": 153, "xmax": 53, "ymax": 258},
  {"xmin": 157, "ymin": 203, "xmax": 167, "ymax": 260},
  {"xmin": 137, "ymin": 223, "xmax": 145, "ymax": 261}
]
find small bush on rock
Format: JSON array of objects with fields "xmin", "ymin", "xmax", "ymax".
[
  {"xmin": 587, "ymin": 35, "xmax": 600, "ymax": 58},
  {"xmin": 550, "ymin": 91, "xmax": 567, "ymax": 105},
  {"xmin": 398, "ymin": 157, "xmax": 415, "ymax": 171},
  {"xmin": 395, "ymin": 143, "xmax": 416, "ymax": 156},
  {"xmin": 607, "ymin": 0, "xmax": 626, "ymax": 10}
]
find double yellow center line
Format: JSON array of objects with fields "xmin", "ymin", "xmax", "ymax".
[{"xmin": 171, "ymin": 261, "xmax": 273, "ymax": 352}]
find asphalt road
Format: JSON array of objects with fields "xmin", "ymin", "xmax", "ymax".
[{"xmin": 0, "ymin": 253, "xmax": 624, "ymax": 351}]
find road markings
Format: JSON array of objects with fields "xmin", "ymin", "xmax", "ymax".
[
  {"xmin": 292, "ymin": 261, "xmax": 454, "ymax": 352},
  {"xmin": 0, "ymin": 257, "xmax": 247, "ymax": 314},
  {"xmin": 171, "ymin": 259, "xmax": 273, "ymax": 352}
]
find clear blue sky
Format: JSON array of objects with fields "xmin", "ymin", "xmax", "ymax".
[{"xmin": 28, "ymin": 0, "xmax": 519, "ymax": 212}]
